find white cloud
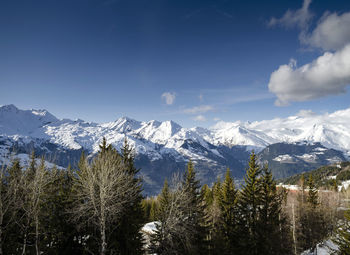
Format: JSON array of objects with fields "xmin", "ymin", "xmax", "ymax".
[
  {"xmin": 268, "ymin": 44, "xmax": 350, "ymax": 106},
  {"xmin": 268, "ymin": 0, "xmax": 313, "ymax": 29},
  {"xmin": 213, "ymin": 117, "xmax": 221, "ymax": 122},
  {"xmin": 161, "ymin": 92, "xmax": 176, "ymax": 105},
  {"xmin": 268, "ymin": 1, "xmax": 350, "ymax": 105},
  {"xmin": 301, "ymin": 12, "xmax": 350, "ymax": 51},
  {"xmin": 183, "ymin": 105, "xmax": 214, "ymax": 114},
  {"xmin": 199, "ymin": 93, "xmax": 203, "ymax": 102},
  {"xmin": 193, "ymin": 115, "xmax": 206, "ymax": 122},
  {"xmin": 297, "ymin": 109, "xmax": 316, "ymax": 117}
]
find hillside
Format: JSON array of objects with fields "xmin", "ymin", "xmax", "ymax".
[{"xmin": 280, "ymin": 161, "xmax": 350, "ymax": 188}]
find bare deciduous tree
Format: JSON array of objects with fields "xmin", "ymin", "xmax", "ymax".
[
  {"xmin": 72, "ymin": 147, "xmax": 139, "ymax": 255},
  {"xmin": 20, "ymin": 156, "xmax": 54, "ymax": 255}
]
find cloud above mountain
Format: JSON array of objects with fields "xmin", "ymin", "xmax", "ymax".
[
  {"xmin": 161, "ymin": 92, "xmax": 176, "ymax": 105},
  {"xmin": 268, "ymin": 0, "xmax": 313, "ymax": 29},
  {"xmin": 183, "ymin": 105, "xmax": 214, "ymax": 114},
  {"xmin": 268, "ymin": 0, "xmax": 350, "ymax": 106},
  {"xmin": 269, "ymin": 44, "xmax": 350, "ymax": 106},
  {"xmin": 301, "ymin": 12, "xmax": 350, "ymax": 51}
]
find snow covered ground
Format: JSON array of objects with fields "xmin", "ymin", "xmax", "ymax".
[{"xmin": 301, "ymin": 240, "xmax": 338, "ymax": 255}]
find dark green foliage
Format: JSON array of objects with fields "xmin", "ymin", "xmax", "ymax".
[
  {"xmin": 201, "ymin": 184, "xmax": 213, "ymax": 207},
  {"xmin": 150, "ymin": 161, "xmax": 208, "ymax": 255},
  {"xmin": 296, "ymin": 174, "xmax": 331, "ymax": 253},
  {"xmin": 307, "ymin": 174, "xmax": 319, "ymax": 208},
  {"xmin": 234, "ymin": 152, "xmax": 293, "ymax": 255},
  {"xmin": 257, "ymin": 166, "xmax": 292, "ymax": 254},
  {"xmin": 158, "ymin": 179, "xmax": 170, "ymax": 220},
  {"xmin": 40, "ymin": 166, "xmax": 83, "ymax": 254},
  {"xmin": 218, "ymin": 168, "xmax": 238, "ymax": 254},
  {"xmin": 281, "ymin": 162, "xmax": 350, "ymax": 189},
  {"xmin": 334, "ymin": 209, "xmax": 350, "ymax": 254},
  {"xmin": 180, "ymin": 161, "xmax": 209, "ymax": 254},
  {"xmin": 111, "ymin": 138, "xmax": 145, "ymax": 255},
  {"xmin": 236, "ymin": 151, "xmax": 262, "ymax": 255},
  {"xmin": 337, "ymin": 170, "xmax": 350, "ymax": 181}
]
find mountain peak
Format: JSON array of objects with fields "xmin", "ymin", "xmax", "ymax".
[{"xmin": 0, "ymin": 104, "xmax": 19, "ymax": 112}]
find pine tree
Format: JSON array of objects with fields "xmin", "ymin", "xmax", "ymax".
[
  {"xmin": 150, "ymin": 161, "xmax": 208, "ymax": 255},
  {"xmin": 236, "ymin": 151, "xmax": 262, "ymax": 255},
  {"xmin": 218, "ymin": 168, "xmax": 238, "ymax": 254},
  {"xmin": 150, "ymin": 179, "xmax": 173, "ymax": 254},
  {"xmin": 158, "ymin": 179, "xmax": 170, "ymax": 220},
  {"xmin": 307, "ymin": 174, "xmax": 318, "ymax": 208},
  {"xmin": 149, "ymin": 199, "xmax": 158, "ymax": 222},
  {"xmin": 334, "ymin": 209, "xmax": 350, "ymax": 254},
  {"xmin": 110, "ymin": 138, "xmax": 145, "ymax": 255},
  {"xmin": 257, "ymin": 165, "xmax": 292, "ymax": 254},
  {"xmin": 41, "ymin": 166, "xmax": 82, "ymax": 254},
  {"xmin": 180, "ymin": 161, "xmax": 208, "ymax": 254},
  {"xmin": 0, "ymin": 158, "xmax": 23, "ymax": 254},
  {"xmin": 297, "ymin": 173, "xmax": 329, "ymax": 253},
  {"xmin": 201, "ymin": 184, "xmax": 213, "ymax": 207}
]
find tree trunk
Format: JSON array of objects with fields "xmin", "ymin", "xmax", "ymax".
[
  {"xmin": 100, "ymin": 217, "xmax": 107, "ymax": 255},
  {"xmin": 0, "ymin": 228, "xmax": 3, "ymax": 255},
  {"xmin": 21, "ymin": 232, "xmax": 27, "ymax": 255},
  {"xmin": 35, "ymin": 215, "xmax": 40, "ymax": 255},
  {"xmin": 292, "ymin": 203, "xmax": 297, "ymax": 255}
]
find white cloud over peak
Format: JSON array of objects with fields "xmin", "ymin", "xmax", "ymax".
[
  {"xmin": 268, "ymin": 0, "xmax": 313, "ymax": 29},
  {"xmin": 268, "ymin": 0, "xmax": 350, "ymax": 105},
  {"xmin": 183, "ymin": 105, "xmax": 214, "ymax": 114},
  {"xmin": 161, "ymin": 92, "xmax": 176, "ymax": 105},
  {"xmin": 301, "ymin": 12, "xmax": 350, "ymax": 51},
  {"xmin": 193, "ymin": 115, "xmax": 206, "ymax": 122},
  {"xmin": 297, "ymin": 109, "xmax": 316, "ymax": 117},
  {"xmin": 268, "ymin": 44, "xmax": 350, "ymax": 106}
]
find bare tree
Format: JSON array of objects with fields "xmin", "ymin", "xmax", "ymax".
[
  {"xmin": 20, "ymin": 156, "xmax": 54, "ymax": 255},
  {"xmin": 72, "ymin": 146, "xmax": 139, "ymax": 255}
]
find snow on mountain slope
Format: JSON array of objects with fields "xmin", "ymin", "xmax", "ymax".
[
  {"xmin": 0, "ymin": 104, "xmax": 58, "ymax": 136},
  {"xmin": 0, "ymin": 104, "xmax": 350, "ymax": 161},
  {"xmin": 210, "ymin": 108, "xmax": 350, "ymax": 157}
]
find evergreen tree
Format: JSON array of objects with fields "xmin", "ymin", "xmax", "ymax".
[
  {"xmin": 334, "ymin": 209, "xmax": 350, "ymax": 255},
  {"xmin": 218, "ymin": 168, "xmax": 238, "ymax": 255},
  {"xmin": 307, "ymin": 174, "xmax": 318, "ymax": 208},
  {"xmin": 150, "ymin": 162, "xmax": 208, "ymax": 255},
  {"xmin": 257, "ymin": 165, "xmax": 292, "ymax": 255},
  {"xmin": 297, "ymin": 173, "xmax": 329, "ymax": 253},
  {"xmin": 0, "ymin": 158, "xmax": 23, "ymax": 254},
  {"xmin": 150, "ymin": 179, "xmax": 173, "ymax": 254},
  {"xmin": 180, "ymin": 161, "xmax": 208, "ymax": 254},
  {"xmin": 158, "ymin": 179, "xmax": 171, "ymax": 220},
  {"xmin": 41, "ymin": 166, "xmax": 83, "ymax": 254},
  {"xmin": 149, "ymin": 199, "xmax": 158, "ymax": 221},
  {"xmin": 112, "ymin": 138, "xmax": 145, "ymax": 255},
  {"xmin": 201, "ymin": 184, "xmax": 213, "ymax": 207},
  {"xmin": 236, "ymin": 151, "xmax": 262, "ymax": 255}
]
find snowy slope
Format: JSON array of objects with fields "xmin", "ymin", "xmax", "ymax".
[
  {"xmin": 210, "ymin": 108, "xmax": 350, "ymax": 157},
  {"xmin": 1, "ymin": 104, "xmax": 350, "ymax": 160}
]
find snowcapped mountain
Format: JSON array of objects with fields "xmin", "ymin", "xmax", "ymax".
[{"xmin": 0, "ymin": 104, "xmax": 349, "ymax": 194}]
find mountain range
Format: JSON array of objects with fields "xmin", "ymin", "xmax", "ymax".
[{"xmin": 0, "ymin": 104, "xmax": 349, "ymax": 194}]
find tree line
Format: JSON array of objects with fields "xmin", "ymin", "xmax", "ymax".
[{"xmin": 1, "ymin": 139, "xmax": 350, "ymax": 254}]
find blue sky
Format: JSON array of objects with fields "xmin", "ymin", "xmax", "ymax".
[{"xmin": 0, "ymin": 0, "xmax": 349, "ymax": 127}]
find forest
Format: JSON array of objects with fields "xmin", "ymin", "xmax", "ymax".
[{"xmin": 1, "ymin": 138, "xmax": 349, "ymax": 255}]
